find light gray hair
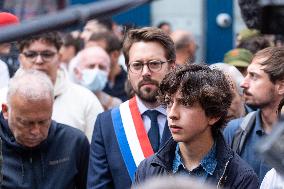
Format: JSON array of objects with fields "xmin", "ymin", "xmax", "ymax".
[
  {"xmin": 7, "ymin": 69, "xmax": 54, "ymax": 105},
  {"xmin": 133, "ymin": 175, "xmax": 214, "ymax": 189},
  {"xmin": 209, "ymin": 63, "xmax": 244, "ymax": 95}
]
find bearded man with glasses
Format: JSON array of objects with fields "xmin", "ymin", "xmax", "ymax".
[
  {"xmin": 87, "ymin": 27, "xmax": 176, "ymax": 189},
  {"xmin": 0, "ymin": 32, "xmax": 103, "ymax": 142}
]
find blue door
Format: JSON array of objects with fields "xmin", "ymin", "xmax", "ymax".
[
  {"xmin": 205, "ymin": 0, "xmax": 233, "ymax": 64},
  {"xmin": 70, "ymin": 0, "xmax": 150, "ymax": 27}
]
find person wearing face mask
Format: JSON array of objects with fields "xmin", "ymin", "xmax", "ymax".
[{"xmin": 71, "ymin": 46, "xmax": 122, "ymax": 110}]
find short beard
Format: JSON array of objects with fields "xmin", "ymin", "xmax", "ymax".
[
  {"xmin": 135, "ymin": 78, "xmax": 159, "ymax": 103},
  {"xmin": 135, "ymin": 87, "xmax": 158, "ymax": 103}
]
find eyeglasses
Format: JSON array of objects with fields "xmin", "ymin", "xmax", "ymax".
[
  {"xmin": 22, "ymin": 51, "xmax": 57, "ymax": 62},
  {"xmin": 128, "ymin": 60, "xmax": 169, "ymax": 74}
]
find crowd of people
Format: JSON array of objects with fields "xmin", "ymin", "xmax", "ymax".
[{"xmin": 0, "ymin": 11, "xmax": 284, "ymax": 189}]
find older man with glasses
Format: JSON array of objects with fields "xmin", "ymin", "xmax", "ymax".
[
  {"xmin": 0, "ymin": 32, "xmax": 103, "ymax": 142},
  {"xmin": 87, "ymin": 27, "xmax": 176, "ymax": 189}
]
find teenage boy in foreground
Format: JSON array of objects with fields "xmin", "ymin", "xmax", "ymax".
[{"xmin": 133, "ymin": 64, "xmax": 259, "ymax": 189}]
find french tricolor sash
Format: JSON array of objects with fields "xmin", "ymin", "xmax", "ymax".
[{"xmin": 111, "ymin": 97, "xmax": 154, "ymax": 181}]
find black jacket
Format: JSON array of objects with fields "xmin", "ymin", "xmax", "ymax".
[
  {"xmin": 87, "ymin": 107, "xmax": 171, "ymax": 189},
  {"xmin": 134, "ymin": 131, "xmax": 260, "ymax": 189},
  {"xmin": 0, "ymin": 113, "xmax": 90, "ymax": 189}
]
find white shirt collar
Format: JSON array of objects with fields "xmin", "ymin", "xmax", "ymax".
[{"xmin": 135, "ymin": 95, "xmax": 166, "ymax": 116}]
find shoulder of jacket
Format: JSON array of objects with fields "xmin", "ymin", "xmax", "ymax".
[
  {"xmin": 53, "ymin": 121, "xmax": 87, "ymax": 139},
  {"xmin": 223, "ymin": 153, "xmax": 259, "ymax": 186}
]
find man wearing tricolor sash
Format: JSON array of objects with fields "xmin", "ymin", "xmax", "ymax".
[{"xmin": 87, "ymin": 27, "xmax": 176, "ymax": 189}]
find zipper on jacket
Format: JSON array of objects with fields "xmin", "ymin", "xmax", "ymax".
[{"xmin": 217, "ymin": 160, "xmax": 229, "ymax": 188}]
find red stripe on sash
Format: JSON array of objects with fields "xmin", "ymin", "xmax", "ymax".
[{"xmin": 129, "ymin": 97, "xmax": 154, "ymax": 157}]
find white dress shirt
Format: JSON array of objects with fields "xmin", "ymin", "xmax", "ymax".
[
  {"xmin": 0, "ymin": 59, "xmax": 9, "ymax": 89},
  {"xmin": 135, "ymin": 95, "xmax": 167, "ymax": 139}
]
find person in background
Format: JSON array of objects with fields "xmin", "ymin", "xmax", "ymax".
[
  {"xmin": 237, "ymin": 35, "xmax": 271, "ymax": 55},
  {"xmin": 223, "ymin": 47, "xmax": 284, "ymax": 182},
  {"xmin": 274, "ymin": 34, "xmax": 284, "ymax": 47},
  {"xmin": 170, "ymin": 30, "xmax": 197, "ymax": 65},
  {"xmin": 210, "ymin": 63, "xmax": 247, "ymax": 121},
  {"xmin": 134, "ymin": 64, "xmax": 259, "ymax": 188},
  {"xmin": 0, "ymin": 69, "xmax": 89, "ymax": 188},
  {"xmin": 80, "ymin": 19, "xmax": 109, "ymax": 43},
  {"xmin": 87, "ymin": 31, "xmax": 128, "ymax": 101},
  {"xmin": 157, "ymin": 21, "xmax": 172, "ymax": 35},
  {"xmin": 71, "ymin": 46, "xmax": 122, "ymax": 110},
  {"xmin": 133, "ymin": 175, "xmax": 214, "ymax": 189},
  {"xmin": 0, "ymin": 32, "xmax": 103, "ymax": 142},
  {"xmin": 236, "ymin": 28, "xmax": 260, "ymax": 47},
  {"xmin": 0, "ymin": 12, "xmax": 19, "ymax": 88},
  {"xmin": 223, "ymin": 48, "xmax": 253, "ymax": 76},
  {"xmin": 261, "ymin": 168, "xmax": 284, "ymax": 189},
  {"xmin": 59, "ymin": 32, "xmax": 83, "ymax": 72},
  {"xmin": 87, "ymin": 27, "xmax": 175, "ymax": 189},
  {"xmin": 236, "ymin": 28, "xmax": 273, "ymax": 56}
]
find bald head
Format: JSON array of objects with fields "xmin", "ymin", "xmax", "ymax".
[
  {"xmin": 210, "ymin": 63, "xmax": 246, "ymax": 120},
  {"xmin": 3, "ymin": 69, "xmax": 54, "ymax": 148},
  {"xmin": 78, "ymin": 46, "xmax": 111, "ymax": 73},
  {"xmin": 170, "ymin": 30, "xmax": 196, "ymax": 64},
  {"xmin": 7, "ymin": 69, "xmax": 54, "ymax": 106},
  {"xmin": 209, "ymin": 63, "xmax": 244, "ymax": 95}
]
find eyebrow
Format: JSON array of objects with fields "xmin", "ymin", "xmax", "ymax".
[{"xmin": 248, "ymin": 70, "xmax": 260, "ymax": 76}]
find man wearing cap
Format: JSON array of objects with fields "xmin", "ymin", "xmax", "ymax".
[
  {"xmin": 236, "ymin": 28, "xmax": 260, "ymax": 47},
  {"xmin": 0, "ymin": 12, "xmax": 19, "ymax": 88},
  {"xmin": 224, "ymin": 48, "xmax": 253, "ymax": 76}
]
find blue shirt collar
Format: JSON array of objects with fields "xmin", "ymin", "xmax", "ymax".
[
  {"xmin": 254, "ymin": 109, "xmax": 265, "ymax": 136},
  {"xmin": 172, "ymin": 142, "xmax": 217, "ymax": 176}
]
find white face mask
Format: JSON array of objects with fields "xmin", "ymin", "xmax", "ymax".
[{"xmin": 80, "ymin": 68, "xmax": 108, "ymax": 92}]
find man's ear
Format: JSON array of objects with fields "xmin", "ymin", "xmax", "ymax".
[
  {"xmin": 277, "ymin": 80, "xmax": 284, "ymax": 96},
  {"xmin": 127, "ymin": 71, "xmax": 130, "ymax": 80},
  {"xmin": 73, "ymin": 67, "xmax": 82, "ymax": 80},
  {"xmin": 169, "ymin": 62, "xmax": 176, "ymax": 70},
  {"xmin": 208, "ymin": 116, "xmax": 220, "ymax": 126},
  {"xmin": 110, "ymin": 50, "xmax": 121, "ymax": 64},
  {"xmin": 18, "ymin": 53, "xmax": 24, "ymax": 64},
  {"xmin": 1, "ymin": 104, "xmax": 9, "ymax": 119}
]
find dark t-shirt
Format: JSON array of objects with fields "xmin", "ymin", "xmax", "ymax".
[{"xmin": 103, "ymin": 66, "xmax": 128, "ymax": 102}]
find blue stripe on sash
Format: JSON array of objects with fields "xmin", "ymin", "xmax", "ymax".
[{"xmin": 111, "ymin": 107, "xmax": 137, "ymax": 181}]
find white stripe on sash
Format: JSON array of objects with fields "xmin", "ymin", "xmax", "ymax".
[{"xmin": 119, "ymin": 101, "xmax": 145, "ymax": 166}]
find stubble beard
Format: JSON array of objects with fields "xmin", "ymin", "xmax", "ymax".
[{"xmin": 135, "ymin": 86, "xmax": 158, "ymax": 103}]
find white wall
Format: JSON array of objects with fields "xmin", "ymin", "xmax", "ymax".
[
  {"xmin": 151, "ymin": 0, "xmax": 204, "ymax": 63},
  {"xmin": 233, "ymin": 0, "xmax": 247, "ymax": 46}
]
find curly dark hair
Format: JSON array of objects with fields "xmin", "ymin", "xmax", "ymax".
[
  {"xmin": 18, "ymin": 31, "xmax": 62, "ymax": 52},
  {"xmin": 158, "ymin": 64, "xmax": 233, "ymax": 133}
]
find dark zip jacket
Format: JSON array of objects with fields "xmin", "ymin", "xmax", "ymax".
[
  {"xmin": 134, "ymin": 131, "xmax": 259, "ymax": 189},
  {"xmin": 0, "ymin": 113, "xmax": 90, "ymax": 189}
]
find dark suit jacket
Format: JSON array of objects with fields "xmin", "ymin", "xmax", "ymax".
[{"xmin": 87, "ymin": 109, "xmax": 171, "ymax": 189}]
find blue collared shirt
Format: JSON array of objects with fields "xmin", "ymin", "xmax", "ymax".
[
  {"xmin": 172, "ymin": 142, "xmax": 217, "ymax": 183},
  {"xmin": 223, "ymin": 109, "xmax": 271, "ymax": 181}
]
